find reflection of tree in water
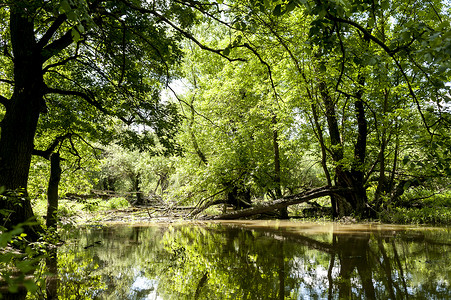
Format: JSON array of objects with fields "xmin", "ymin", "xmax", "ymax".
[
  {"xmin": 281, "ymin": 228, "xmax": 450, "ymax": 299},
  {"xmin": 30, "ymin": 225, "xmax": 450, "ymax": 299},
  {"xmin": 333, "ymin": 234, "xmax": 375, "ymax": 299},
  {"xmin": 150, "ymin": 226, "xmax": 450, "ymax": 299}
]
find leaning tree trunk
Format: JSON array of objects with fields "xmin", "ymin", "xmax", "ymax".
[
  {"xmin": 204, "ymin": 186, "xmax": 350, "ymax": 220},
  {"xmin": 0, "ymin": 8, "xmax": 44, "ymax": 235}
]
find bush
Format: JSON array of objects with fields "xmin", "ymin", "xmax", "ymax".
[
  {"xmin": 382, "ymin": 207, "xmax": 451, "ymax": 225},
  {"xmin": 107, "ymin": 197, "xmax": 130, "ymax": 209}
]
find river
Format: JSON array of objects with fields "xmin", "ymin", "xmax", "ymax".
[{"xmin": 43, "ymin": 221, "xmax": 451, "ymax": 299}]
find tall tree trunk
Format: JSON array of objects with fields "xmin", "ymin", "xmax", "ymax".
[
  {"xmin": 374, "ymin": 90, "xmax": 390, "ymax": 210},
  {"xmin": 46, "ymin": 153, "xmax": 61, "ymax": 229},
  {"xmin": 318, "ymin": 81, "xmax": 354, "ymax": 216},
  {"xmin": 311, "ymin": 102, "xmax": 338, "ymax": 218},
  {"xmin": 319, "ymin": 79, "xmax": 368, "ymax": 217},
  {"xmin": 272, "ymin": 115, "xmax": 288, "ymax": 219},
  {"xmin": 0, "ymin": 8, "xmax": 44, "ymax": 234},
  {"xmin": 348, "ymin": 77, "xmax": 368, "ymax": 216}
]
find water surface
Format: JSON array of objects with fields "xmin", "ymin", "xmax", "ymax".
[{"xmin": 52, "ymin": 221, "xmax": 450, "ymax": 299}]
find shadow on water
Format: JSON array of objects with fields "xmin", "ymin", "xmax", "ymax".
[{"xmin": 28, "ymin": 221, "xmax": 451, "ymax": 299}]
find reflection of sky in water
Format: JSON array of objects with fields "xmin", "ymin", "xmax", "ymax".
[
  {"xmin": 129, "ymin": 274, "xmax": 162, "ymax": 300},
  {"xmin": 289, "ymin": 256, "xmax": 340, "ymax": 298},
  {"xmin": 60, "ymin": 223, "xmax": 450, "ymax": 299}
]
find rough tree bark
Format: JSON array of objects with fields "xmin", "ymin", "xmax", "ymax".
[
  {"xmin": 0, "ymin": 6, "xmax": 45, "ymax": 235},
  {"xmin": 318, "ymin": 75, "xmax": 368, "ymax": 218}
]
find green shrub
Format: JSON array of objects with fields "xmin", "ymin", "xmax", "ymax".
[
  {"xmin": 107, "ymin": 197, "xmax": 130, "ymax": 209},
  {"xmin": 383, "ymin": 207, "xmax": 451, "ymax": 225},
  {"xmin": 0, "ymin": 223, "xmax": 42, "ymax": 297},
  {"xmin": 399, "ymin": 188, "xmax": 451, "ymax": 208}
]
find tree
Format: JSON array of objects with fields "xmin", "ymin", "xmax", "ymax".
[
  {"xmin": 228, "ymin": 0, "xmax": 451, "ymax": 217},
  {"xmin": 171, "ymin": 31, "xmax": 311, "ymax": 215},
  {"xmin": 0, "ymin": 0, "xmax": 195, "ymax": 231}
]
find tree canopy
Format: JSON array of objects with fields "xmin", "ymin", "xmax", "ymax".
[{"xmin": 0, "ymin": 0, "xmax": 450, "ymax": 232}]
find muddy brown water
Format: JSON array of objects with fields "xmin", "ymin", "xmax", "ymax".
[{"xmin": 48, "ymin": 221, "xmax": 450, "ymax": 299}]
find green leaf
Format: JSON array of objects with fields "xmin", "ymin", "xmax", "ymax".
[
  {"xmin": 402, "ymin": 155, "xmax": 410, "ymax": 165},
  {"xmin": 403, "ymin": 181, "xmax": 411, "ymax": 190},
  {"xmin": 286, "ymin": 1, "xmax": 297, "ymax": 13},
  {"xmin": 23, "ymin": 280, "xmax": 39, "ymax": 293},
  {"xmin": 71, "ymin": 28, "xmax": 81, "ymax": 42},
  {"xmin": 77, "ymin": 23, "xmax": 85, "ymax": 33},
  {"xmin": 67, "ymin": 11, "xmax": 78, "ymax": 22},
  {"xmin": 273, "ymin": 4, "xmax": 282, "ymax": 16},
  {"xmin": 59, "ymin": 0, "xmax": 71, "ymax": 13},
  {"xmin": 223, "ymin": 46, "xmax": 230, "ymax": 56}
]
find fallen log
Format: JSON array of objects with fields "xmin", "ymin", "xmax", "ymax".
[{"xmin": 202, "ymin": 186, "xmax": 351, "ymax": 220}]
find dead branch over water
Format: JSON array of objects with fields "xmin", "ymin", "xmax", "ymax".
[{"xmin": 201, "ymin": 186, "xmax": 352, "ymax": 220}]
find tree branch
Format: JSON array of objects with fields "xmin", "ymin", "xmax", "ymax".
[
  {"xmin": 37, "ymin": 14, "xmax": 67, "ymax": 49},
  {"xmin": 0, "ymin": 78, "xmax": 14, "ymax": 85},
  {"xmin": 118, "ymin": 0, "xmax": 245, "ymax": 62},
  {"xmin": 168, "ymin": 85, "xmax": 219, "ymax": 129},
  {"xmin": 391, "ymin": 56, "xmax": 433, "ymax": 136},
  {"xmin": 44, "ymin": 86, "xmax": 130, "ymax": 124},
  {"xmin": 241, "ymin": 43, "xmax": 280, "ymax": 101},
  {"xmin": 41, "ymin": 29, "xmax": 74, "ymax": 62},
  {"xmin": 33, "ymin": 133, "xmax": 72, "ymax": 159},
  {"xmin": 43, "ymin": 43, "xmax": 80, "ymax": 73},
  {"xmin": 326, "ymin": 14, "xmax": 394, "ymax": 56}
]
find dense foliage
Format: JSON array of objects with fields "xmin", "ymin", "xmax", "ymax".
[
  {"xmin": 96, "ymin": 0, "xmax": 450, "ymax": 220},
  {"xmin": 0, "ymin": 0, "xmax": 450, "ymax": 230},
  {"xmin": 1, "ymin": 0, "xmax": 450, "ymax": 298},
  {"xmin": 0, "ymin": 0, "xmax": 451, "ymax": 224}
]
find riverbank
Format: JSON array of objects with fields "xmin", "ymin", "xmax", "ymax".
[
  {"xmin": 31, "ymin": 197, "xmax": 451, "ymax": 227},
  {"xmin": 62, "ymin": 205, "xmax": 451, "ymax": 227}
]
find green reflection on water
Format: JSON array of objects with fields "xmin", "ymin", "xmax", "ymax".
[{"xmin": 40, "ymin": 222, "xmax": 451, "ymax": 299}]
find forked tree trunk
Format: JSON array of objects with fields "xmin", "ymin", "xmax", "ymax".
[{"xmin": 318, "ymin": 79, "xmax": 368, "ymax": 218}]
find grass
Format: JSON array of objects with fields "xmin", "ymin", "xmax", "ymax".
[{"xmin": 32, "ymin": 196, "xmax": 131, "ymax": 224}]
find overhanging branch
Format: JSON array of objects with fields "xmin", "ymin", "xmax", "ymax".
[
  {"xmin": 33, "ymin": 133, "xmax": 72, "ymax": 159},
  {"xmin": 241, "ymin": 43, "xmax": 280, "ymax": 101},
  {"xmin": 325, "ymin": 14, "xmax": 395, "ymax": 56},
  {"xmin": 41, "ymin": 29, "xmax": 74, "ymax": 62},
  {"xmin": 118, "ymin": 0, "xmax": 245, "ymax": 62},
  {"xmin": 45, "ymin": 86, "xmax": 130, "ymax": 124}
]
